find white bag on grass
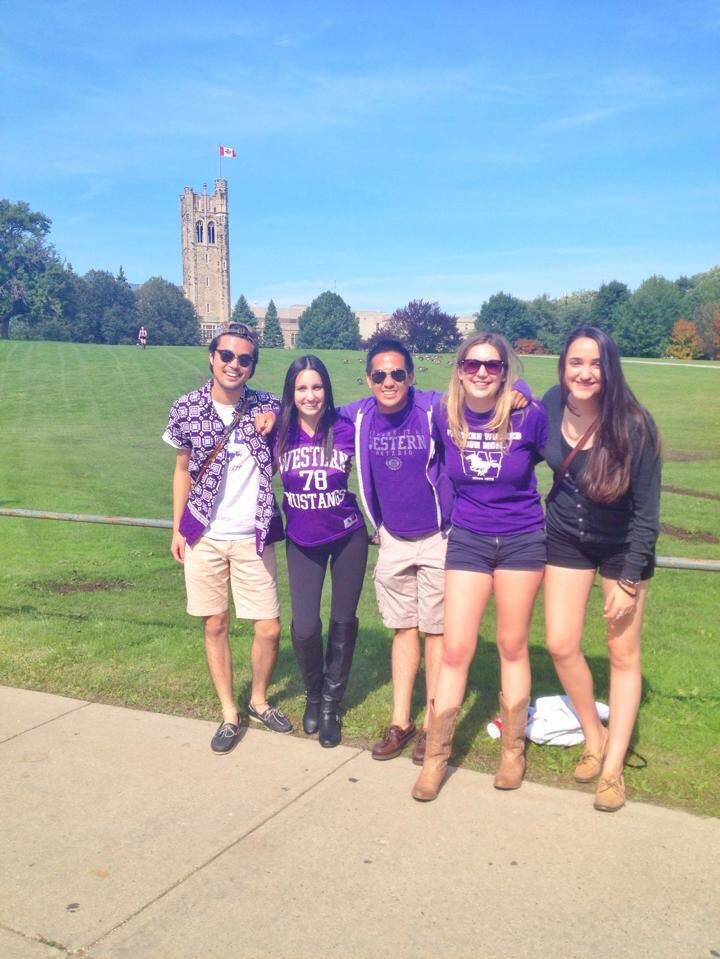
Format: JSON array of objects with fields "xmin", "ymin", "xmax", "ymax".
[{"xmin": 486, "ymin": 694, "xmax": 609, "ymax": 746}]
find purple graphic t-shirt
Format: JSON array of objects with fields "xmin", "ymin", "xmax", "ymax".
[
  {"xmin": 368, "ymin": 403, "xmax": 440, "ymax": 537},
  {"xmin": 435, "ymin": 399, "xmax": 547, "ymax": 536},
  {"xmin": 277, "ymin": 415, "xmax": 365, "ymax": 548}
]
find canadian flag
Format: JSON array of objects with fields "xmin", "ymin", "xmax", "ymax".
[{"xmin": 219, "ymin": 145, "xmax": 236, "ymax": 158}]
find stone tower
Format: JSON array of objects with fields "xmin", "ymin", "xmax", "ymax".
[{"xmin": 180, "ymin": 178, "xmax": 231, "ymax": 342}]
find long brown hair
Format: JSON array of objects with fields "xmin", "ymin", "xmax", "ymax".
[
  {"xmin": 445, "ymin": 332, "xmax": 522, "ymax": 450},
  {"xmin": 277, "ymin": 355, "xmax": 337, "ymax": 463},
  {"xmin": 559, "ymin": 326, "xmax": 660, "ymax": 502}
]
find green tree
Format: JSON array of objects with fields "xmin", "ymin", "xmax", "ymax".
[
  {"xmin": 386, "ymin": 299, "xmax": 459, "ymax": 353},
  {"xmin": 23, "ymin": 259, "xmax": 81, "ymax": 341},
  {"xmin": 75, "ymin": 269, "xmax": 138, "ymax": 344},
  {"xmin": 681, "ymin": 266, "xmax": 720, "ymax": 316},
  {"xmin": 475, "ymin": 291, "xmax": 535, "ymax": 343},
  {"xmin": 298, "ymin": 291, "xmax": 359, "ymax": 349},
  {"xmin": 528, "ymin": 295, "xmax": 561, "ymax": 352},
  {"xmin": 589, "ymin": 281, "xmax": 630, "ymax": 333},
  {"xmin": 615, "ymin": 276, "xmax": 683, "ymax": 357},
  {"xmin": 0, "ymin": 199, "xmax": 53, "ymax": 338},
  {"xmin": 232, "ymin": 293, "xmax": 258, "ymax": 327},
  {"xmin": 261, "ymin": 299, "xmax": 284, "ymax": 348},
  {"xmin": 136, "ymin": 277, "xmax": 200, "ymax": 345}
]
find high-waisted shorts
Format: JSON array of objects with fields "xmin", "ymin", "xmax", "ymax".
[{"xmin": 445, "ymin": 526, "xmax": 547, "ymax": 575}]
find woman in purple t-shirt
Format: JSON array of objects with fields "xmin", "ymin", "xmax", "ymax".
[
  {"xmin": 276, "ymin": 355, "xmax": 368, "ymax": 748},
  {"xmin": 412, "ymin": 332, "xmax": 547, "ymax": 801}
]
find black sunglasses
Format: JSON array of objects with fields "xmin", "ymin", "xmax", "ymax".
[
  {"xmin": 216, "ymin": 349, "xmax": 254, "ymax": 367},
  {"xmin": 370, "ymin": 368, "xmax": 408, "ymax": 384},
  {"xmin": 459, "ymin": 358, "xmax": 504, "ymax": 377}
]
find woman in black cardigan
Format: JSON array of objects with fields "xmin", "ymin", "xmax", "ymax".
[{"xmin": 543, "ymin": 326, "xmax": 661, "ymax": 812}]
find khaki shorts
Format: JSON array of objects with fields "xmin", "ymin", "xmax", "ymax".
[
  {"xmin": 184, "ymin": 536, "xmax": 279, "ymax": 620},
  {"xmin": 372, "ymin": 527, "xmax": 447, "ymax": 634}
]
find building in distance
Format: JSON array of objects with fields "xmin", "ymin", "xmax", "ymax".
[{"xmin": 180, "ymin": 179, "xmax": 231, "ymax": 342}]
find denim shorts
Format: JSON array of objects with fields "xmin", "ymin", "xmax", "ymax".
[
  {"xmin": 445, "ymin": 526, "xmax": 547, "ymax": 574},
  {"xmin": 546, "ymin": 529, "xmax": 655, "ymax": 581}
]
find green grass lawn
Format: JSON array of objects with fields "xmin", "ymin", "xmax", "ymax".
[{"xmin": 1, "ymin": 341, "xmax": 719, "ymax": 815}]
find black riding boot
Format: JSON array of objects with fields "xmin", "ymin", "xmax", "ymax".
[
  {"xmin": 319, "ymin": 618, "xmax": 359, "ymax": 748},
  {"xmin": 291, "ymin": 620, "xmax": 324, "ymax": 735}
]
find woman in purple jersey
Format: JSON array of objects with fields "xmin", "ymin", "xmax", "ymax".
[
  {"xmin": 412, "ymin": 332, "xmax": 547, "ymax": 801},
  {"xmin": 276, "ymin": 355, "xmax": 368, "ymax": 748}
]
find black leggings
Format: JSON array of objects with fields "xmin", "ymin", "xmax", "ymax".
[{"xmin": 285, "ymin": 527, "xmax": 369, "ymax": 636}]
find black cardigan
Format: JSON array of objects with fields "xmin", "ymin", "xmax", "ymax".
[{"xmin": 542, "ymin": 385, "xmax": 661, "ymax": 581}]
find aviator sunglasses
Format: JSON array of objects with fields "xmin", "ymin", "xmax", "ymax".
[
  {"xmin": 215, "ymin": 349, "xmax": 254, "ymax": 367},
  {"xmin": 370, "ymin": 368, "xmax": 408, "ymax": 384},
  {"xmin": 459, "ymin": 358, "xmax": 504, "ymax": 377}
]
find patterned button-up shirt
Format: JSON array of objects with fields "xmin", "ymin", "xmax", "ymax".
[{"xmin": 164, "ymin": 379, "xmax": 282, "ymax": 554}]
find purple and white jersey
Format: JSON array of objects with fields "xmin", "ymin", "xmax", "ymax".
[
  {"xmin": 368, "ymin": 403, "xmax": 440, "ymax": 537},
  {"xmin": 435, "ymin": 400, "xmax": 547, "ymax": 536},
  {"xmin": 277, "ymin": 415, "xmax": 365, "ymax": 548}
]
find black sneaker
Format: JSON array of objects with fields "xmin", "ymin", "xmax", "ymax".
[
  {"xmin": 246, "ymin": 702, "xmax": 293, "ymax": 734},
  {"xmin": 210, "ymin": 720, "xmax": 241, "ymax": 754}
]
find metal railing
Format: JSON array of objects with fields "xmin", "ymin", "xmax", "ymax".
[{"xmin": 1, "ymin": 507, "xmax": 718, "ymax": 572}]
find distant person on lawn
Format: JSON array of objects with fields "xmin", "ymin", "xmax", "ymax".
[
  {"xmin": 163, "ymin": 322, "xmax": 292, "ymax": 754},
  {"xmin": 138, "ymin": 325, "xmax": 148, "ymax": 349}
]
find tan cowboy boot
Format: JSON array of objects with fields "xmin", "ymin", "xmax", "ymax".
[
  {"xmin": 411, "ymin": 704, "xmax": 459, "ymax": 802},
  {"xmin": 493, "ymin": 692, "xmax": 529, "ymax": 790}
]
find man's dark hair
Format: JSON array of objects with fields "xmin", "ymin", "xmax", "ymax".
[
  {"xmin": 209, "ymin": 322, "xmax": 260, "ymax": 373},
  {"xmin": 365, "ymin": 338, "xmax": 414, "ymax": 375}
]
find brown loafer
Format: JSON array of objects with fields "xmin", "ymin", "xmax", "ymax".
[
  {"xmin": 371, "ymin": 722, "xmax": 416, "ymax": 761},
  {"xmin": 411, "ymin": 729, "xmax": 427, "ymax": 765},
  {"xmin": 594, "ymin": 774, "xmax": 625, "ymax": 812}
]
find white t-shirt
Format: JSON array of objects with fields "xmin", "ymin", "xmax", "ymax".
[{"xmin": 203, "ymin": 402, "xmax": 260, "ymax": 540}]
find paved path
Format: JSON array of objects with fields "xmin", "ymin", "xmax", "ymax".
[
  {"xmin": 529, "ymin": 354, "xmax": 719, "ymax": 370},
  {"xmin": 1, "ymin": 686, "xmax": 718, "ymax": 959}
]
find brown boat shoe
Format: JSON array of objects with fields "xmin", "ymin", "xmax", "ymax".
[
  {"xmin": 574, "ymin": 726, "xmax": 609, "ymax": 783},
  {"xmin": 411, "ymin": 729, "xmax": 427, "ymax": 765},
  {"xmin": 594, "ymin": 774, "xmax": 626, "ymax": 812},
  {"xmin": 371, "ymin": 722, "xmax": 416, "ymax": 760}
]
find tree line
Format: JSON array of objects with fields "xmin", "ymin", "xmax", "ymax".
[
  {"xmin": 3, "ymin": 198, "xmax": 718, "ymax": 357},
  {"xmin": 475, "ymin": 278, "xmax": 720, "ymax": 359},
  {"xmin": 1, "ymin": 200, "xmax": 200, "ymax": 345}
]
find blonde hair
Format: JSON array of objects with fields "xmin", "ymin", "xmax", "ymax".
[{"xmin": 445, "ymin": 332, "xmax": 522, "ymax": 450}]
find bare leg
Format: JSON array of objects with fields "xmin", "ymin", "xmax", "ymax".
[
  {"xmin": 249, "ymin": 617, "xmax": 281, "ymax": 711},
  {"xmin": 544, "ymin": 565, "xmax": 605, "ymax": 753},
  {"xmin": 433, "ymin": 570, "xmax": 494, "ymax": 713},
  {"xmin": 204, "ymin": 612, "xmax": 238, "ymax": 723},
  {"xmin": 390, "ymin": 627, "xmax": 421, "ymax": 728},
  {"xmin": 420, "ymin": 632, "xmax": 443, "ymax": 730},
  {"xmin": 493, "ymin": 569, "xmax": 544, "ymax": 706},
  {"xmin": 600, "ymin": 578, "xmax": 648, "ymax": 779}
]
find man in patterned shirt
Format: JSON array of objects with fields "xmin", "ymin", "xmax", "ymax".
[{"xmin": 163, "ymin": 323, "xmax": 292, "ymax": 754}]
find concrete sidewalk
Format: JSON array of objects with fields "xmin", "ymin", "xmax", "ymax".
[{"xmin": 1, "ymin": 686, "xmax": 718, "ymax": 959}]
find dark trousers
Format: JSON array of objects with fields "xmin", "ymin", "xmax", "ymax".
[{"xmin": 285, "ymin": 527, "xmax": 368, "ymax": 637}]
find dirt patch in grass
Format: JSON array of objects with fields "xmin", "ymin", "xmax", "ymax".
[
  {"xmin": 35, "ymin": 578, "xmax": 130, "ymax": 594},
  {"xmin": 662, "ymin": 484, "xmax": 720, "ymax": 502},
  {"xmin": 660, "ymin": 523, "xmax": 719, "ymax": 545},
  {"xmin": 663, "ymin": 450, "xmax": 717, "ymax": 462}
]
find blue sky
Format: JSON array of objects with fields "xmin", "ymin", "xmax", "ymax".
[{"xmin": 2, "ymin": 0, "xmax": 719, "ymax": 313}]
